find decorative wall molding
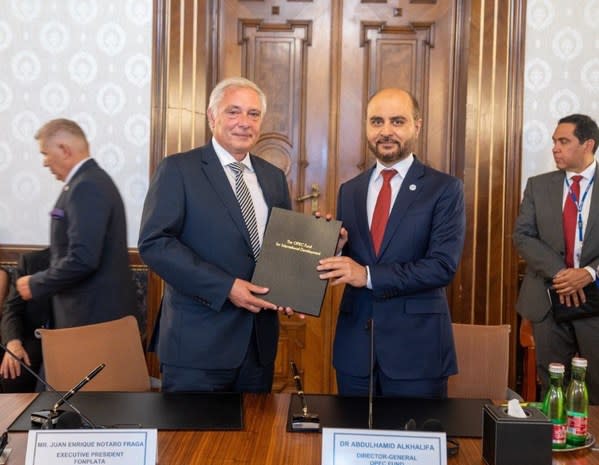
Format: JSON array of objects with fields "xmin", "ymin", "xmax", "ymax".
[
  {"xmin": 522, "ymin": 0, "xmax": 599, "ymax": 186},
  {"xmin": 0, "ymin": 0, "xmax": 152, "ymax": 247},
  {"xmin": 239, "ymin": 19, "xmax": 312, "ymax": 190},
  {"xmin": 359, "ymin": 21, "xmax": 435, "ymax": 168}
]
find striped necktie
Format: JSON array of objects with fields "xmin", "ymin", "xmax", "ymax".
[{"xmin": 229, "ymin": 162, "xmax": 261, "ymax": 261}]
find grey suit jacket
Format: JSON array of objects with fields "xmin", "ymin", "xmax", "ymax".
[
  {"xmin": 514, "ymin": 167, "xmax": 599, "ymax": 322},
  {"xmin": 29, "ymin": 159, "xmax": 138, "ymax": 328}
]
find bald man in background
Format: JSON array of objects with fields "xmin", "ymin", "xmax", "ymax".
[{"xmin": 16, "ymin": 119, "xmax": 138, "ymax": 329}]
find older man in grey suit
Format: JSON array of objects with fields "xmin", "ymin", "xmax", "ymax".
[{"xmin": 514, "ymin": 113, "xmax": 599, "ymax": 404}]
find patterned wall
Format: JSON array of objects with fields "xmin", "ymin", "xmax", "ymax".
[
  {"xmin": 522, "ymin": 0, "xmax": 599, "ymax": 187},
  {"xmin": 0, "ymin": 0, "xmax": 152, "ymax": 246}
]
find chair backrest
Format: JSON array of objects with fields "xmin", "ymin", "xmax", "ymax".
[
  {"xmin": 448, "ymin": 323, "xmax": 510, "ymax": 399},
  {"xmin": 37, "ymin": 315, "xmax": 151, "ymax": 392},
  {"xmin": 0, "ymin": 267, "xmax": 9, "ymax": 318},
  {"xmin": 519, "ymin": 318, "xmax": 538, "ymax": 401}
]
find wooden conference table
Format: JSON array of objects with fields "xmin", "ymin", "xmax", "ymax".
[{"xmin": 1, "ymin": 393, "xmax": 599, "ymax": 465}]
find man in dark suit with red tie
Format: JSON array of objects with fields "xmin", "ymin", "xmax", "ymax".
[
  {"xmin": 318, "ymin": 88, "xmax": 466, "ymax": 398},
  {"xmin": 514, "ymin": 114, "xmax": 599, "ymax": 403}
]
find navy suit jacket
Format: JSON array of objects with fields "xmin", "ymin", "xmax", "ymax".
[
  {"xmin": 28, "ymin": 159, "xmax": 137, "ymax": 329},
  {"xmin": 333, "ymin": 158, "xmax": 465, "ymax": 379},
  {"xmin": 138, "ymin": 142, "xmax": 291, "ymax": 370}
]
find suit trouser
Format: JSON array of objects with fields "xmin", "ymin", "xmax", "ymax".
[
  {"xmin": 533, "ymin": 312, "xmax": 599, "ymax": 405},
  {"xmin": 160, "ymin": 330, "xmax": 274, "ymax": 393},
  {"xmin": 336, "ymin": 366, "xmax": 448, "ymax": 398}
]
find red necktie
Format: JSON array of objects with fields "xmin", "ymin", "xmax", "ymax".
[
  {"xmin": 371, "ymin": 169, "xmax": 397, "ymax": 255},
  {"xmin": 563, "ymin": 175, "xmax": 582, "ymax": 268}
]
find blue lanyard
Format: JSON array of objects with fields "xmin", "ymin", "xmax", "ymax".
[{"xmin": 565, "ymin": 174, "xmax": 595, "ymax": 241}]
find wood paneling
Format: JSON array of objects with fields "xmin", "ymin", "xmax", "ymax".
[
  {"xmin": 451, "ymin": 0, "xmax": 526, "ymax": 386},
  {"xmin": 0, "ymin": 247, "xmax": 144, "ymax": 267}
]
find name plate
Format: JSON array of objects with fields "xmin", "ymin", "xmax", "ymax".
[
  {"xmin": 25, "ymin": 429, "xmax": 157, "ymax": 465},
  {"xmin": 322, "ymin": 427, "xmax": 447, "ymax": 465}
]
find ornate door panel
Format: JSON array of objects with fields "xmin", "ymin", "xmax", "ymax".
[{"xmin": 336, "ymin": 0, "xmax": 458, "ymax": 184}]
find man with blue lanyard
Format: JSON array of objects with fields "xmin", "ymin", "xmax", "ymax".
[{"xmin": 514, "ymin": 114, "xmax": 599, "ymax": 404}]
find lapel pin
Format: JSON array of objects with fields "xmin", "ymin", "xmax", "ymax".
[
  {"xmin": 409, "ymin": 184, "xmax": 416, "ymax": 191},
  {"xmin": 63, "ymin": 185, "xmax": 70, "ymax": 192}
]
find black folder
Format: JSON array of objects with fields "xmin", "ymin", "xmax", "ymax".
[
  {"xmin": 252, "ymin": 208, "xmax": 342, "ymax": 316},
  {"xmin": 286, "ymin": 394, "xmax": 489, "ymax": 437},
  {"xmin": 9, "ymin": 391, "xmax": 243, "ymax": 431}
]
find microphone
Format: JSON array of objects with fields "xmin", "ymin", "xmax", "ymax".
[
  {"xmin": 36, "ymin": 363, "xmax": 105, "ymax": 429},
  {"xmin": 51, "ymin": 363, "xmax": 105, "ymax": 412},
  {"xmin": 290, "ymin": 361, "xmax": 320, "ymax": 431},
  {"xmin": 403, "ymin": 418, "xmax": 459, "ymax": 457},
  {"xmin": 422, "ymin": 418, "xmax": 460, "ymax": 457},
  {"xmin": 0, "ymin": 340, "xmax": 99, "ymax": 429},
  {"xmin": 367, "ymin": 318, "xmax": 375, "ymax": 429}
]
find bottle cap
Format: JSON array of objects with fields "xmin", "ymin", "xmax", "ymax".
[
  {"xmin": 572, "ymin": 357, "xmax": 587, "ymax": 368},
  {"xmin": 549, "ymin": 362, "xmax": 565, "ymax": 373}
]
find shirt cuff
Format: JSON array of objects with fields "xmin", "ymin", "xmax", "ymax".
[
  {"xmin": 584, "ymin": 265, "xmax": 596, "ymax": 282},
  {"xmin": 366, "ymin": 266, "xmax": 372, "ymax": 289}
]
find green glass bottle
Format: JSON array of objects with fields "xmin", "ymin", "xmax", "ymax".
[
  {"xmin": 543, "ymin": 362, "xmax": 567, "ymax": 449},
  {"xmin": 566, "ymin": 357, "xmax": 589, "ymax": 446}
]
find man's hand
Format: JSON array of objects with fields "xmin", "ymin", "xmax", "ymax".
[
  {"xmin": 16, "ymin": 275, "xmax": 32, "ymax": 300},
  {"xmin": 275, "ymin": 306, "xmax": 305, "ymax": 319},
  {"xmin": 553, "ymin": 268, "xmax": 593, "ymax": 294},
  {"xmin": 228, "ymin": 279, "xmax": 305, "ymax": 318},
  {"xmin": 317, "ymin": 256, "xmax": 367, "ymax": 287},
  {"xmin": 228, "ymin": 278, "xmax": 277, "ymax": 313},
  {"xmin": 553, "ymin": 268, "xmax": 594, "ymax": 307},
  {"xmin": 559, "ymin": 289, "xmax": 586, "ymax": 308},
  {"xmin": 0, "ymin": 339, "xmax": 30, "ymax": 379},
  {"xmin": 314, "ymin": 211, "xmax": 347, "ymax": 255},
  {"xmin": 335, "ymin": 227, "xmax": 348, "ymax": 255}
]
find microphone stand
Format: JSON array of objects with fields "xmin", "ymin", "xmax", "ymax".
[
  {"xmin": 367, "ymin": 318, "xmax": 374, "ymax": 429},
  {"xmin": 290, "ymin": 361, "xmax": 320, "ymax": 431},
  {"xmin": 0, "ymin": 341, "xmax": 99, "ymax": 428},
  {"xmin": 51, "ymin": 363, "xmax": 105, "ymax": 412}
]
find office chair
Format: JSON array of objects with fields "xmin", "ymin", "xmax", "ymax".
[
  {"xmin": 37, "ymin": 315, "xmax": 151, "ymax": 392},
  {"xmin": 519, "ymin": 318, "xmax": 539, "ymax": 401},
  {"xmin": 448, "ymin": 323, "xmax": 512, "ymax": 399}
]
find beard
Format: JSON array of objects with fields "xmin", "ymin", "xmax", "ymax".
[{"xmin": 368, "ymin": 136, "xmax": 415, "ymax": 164}]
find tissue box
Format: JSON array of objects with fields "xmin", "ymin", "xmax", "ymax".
[{"xmin": 482, "ymin": 404, "xmax": 552, "ymax": 465}]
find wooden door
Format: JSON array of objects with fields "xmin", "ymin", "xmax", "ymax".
[{"xmin": 156, "ymin": 0, "xmax": 461, "ymax": 393}]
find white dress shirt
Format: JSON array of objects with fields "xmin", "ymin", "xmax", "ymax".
[{"xmin": 563, "ymin": 162, "xmax": 596, "ymax": 279}]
